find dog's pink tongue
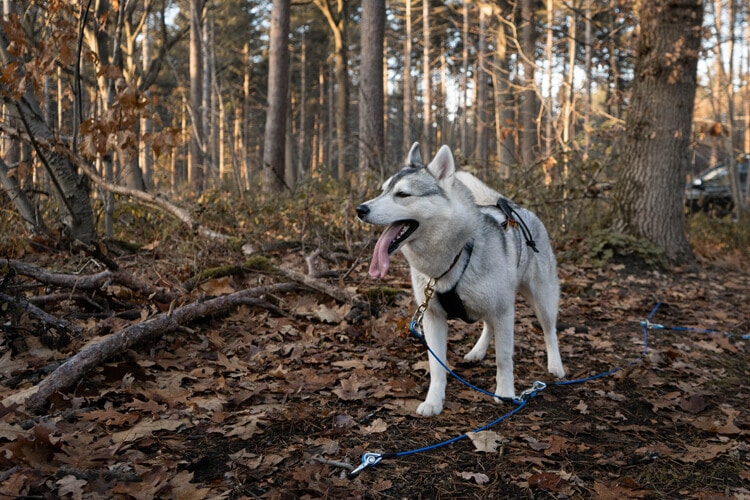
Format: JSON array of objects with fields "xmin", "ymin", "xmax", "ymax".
[{"xmin": 369, "ymin": 223, "xmax": 404, "ymax": 279}]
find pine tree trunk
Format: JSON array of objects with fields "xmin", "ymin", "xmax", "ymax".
[
  {"xmin": 358, "ymin": 0, "xmax": 385, "ymax": 175},
  {"xmin": 402, "ymin": 0, "xmax": 412, "ymax": 156},
  {"xmin": 421, "ymin": 0, "xmax": 431, "ymax": 160},
  {"xmin": 262, "ymin": 0, "xmax": 290, "ymax": 192},
  {"xmin": 613, "ymin": 0, "xmax": 703, "ymax": 264}
]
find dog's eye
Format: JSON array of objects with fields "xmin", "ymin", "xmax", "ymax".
[{"xmin": 395, "ymin": 191, "xmax": 411, "ymax": 198}]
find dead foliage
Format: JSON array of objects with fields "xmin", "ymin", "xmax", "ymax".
[{"xmin": 0, "ymin": 189, "xmax": 749, "ymax": 499}]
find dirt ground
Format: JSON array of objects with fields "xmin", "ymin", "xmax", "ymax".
[{"xmin": 1, "ymin": 243, "xmax": 749, "ymax": 499}]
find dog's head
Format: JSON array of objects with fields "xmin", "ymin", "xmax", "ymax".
[{"xmin": 356, "ymin": 143, "xmax": 459, "ymax": 278}]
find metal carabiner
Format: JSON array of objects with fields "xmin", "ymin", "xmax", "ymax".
[
  {"xmin": 348, "ymin": 453, "xmax": 383, "ymax": 479},
  {"xmin": 639, "ymin": 320, "xmax": 664, "ymax": 330},
  {"xmin": 514, "ymin": 380, "xmax": 547, "ymax": 403}
]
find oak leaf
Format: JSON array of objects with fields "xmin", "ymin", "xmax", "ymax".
[{"xmin": 467, "ymin": 430, "xmax": 503, "ymax": 453}]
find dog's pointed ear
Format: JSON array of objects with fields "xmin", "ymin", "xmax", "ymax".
[
  {"xmin": 427, "ymin": 145, "xmax": 455, "ymax": 182},
  {"xmin": 407, "ymin": 142, "xmax": 423, "ymax": 167}
]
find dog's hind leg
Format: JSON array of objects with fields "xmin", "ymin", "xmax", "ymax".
[
  {"xmin": 527, "ymin": 285, "xmax": 566, "ymax": 379},
  {"xmin": 464, "ymin": 322, "xmax": 491, "ymax": 362},
  {"xmin": 490, "ymin": 307, "xmax": 517, "ymax": 400},
  {"xmin": 416, "ymin": 310, "xmax": 449, "ymax": 417}
]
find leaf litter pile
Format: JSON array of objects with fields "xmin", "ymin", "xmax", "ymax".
[{"xmin": 1, "ymin": 213, "xmax": 749, "ymax": 498}]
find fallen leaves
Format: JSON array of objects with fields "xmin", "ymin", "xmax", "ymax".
[
  {"xmin": 1, "ymin": 239, "xmax": 749, "ymax": 498},
  {"xmin": 467, "ymin": 430, "xmax": 504, "ymax": 453}
]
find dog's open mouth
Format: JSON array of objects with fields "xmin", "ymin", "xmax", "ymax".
[{"xmin": 369, "ymin": 220, "xmax": 418, "ymax": 279}]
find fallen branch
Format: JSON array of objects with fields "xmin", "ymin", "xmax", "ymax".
[
  {"xmin": 23, "ymin": 283, "xmax": 298, "ymax": 412},
  {"xmin": 4, "ymin": 259, "xmax": 177, "ymax": 303},
  {"xmin": 0, "ymin": 292, "xmax": 83, "ymax": 336}
]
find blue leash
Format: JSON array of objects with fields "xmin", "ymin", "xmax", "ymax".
[{"xmin": 348, "ymin": 301, "xmax": 742, "ymax": 478}]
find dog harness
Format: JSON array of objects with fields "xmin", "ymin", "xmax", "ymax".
[
  {"xmin": 436, "ymin": 242, "xmax": 475, "ymax": 323},
  {"xmin": 434, "ymin": 198, "xmax": 538, "ymax": 323}
]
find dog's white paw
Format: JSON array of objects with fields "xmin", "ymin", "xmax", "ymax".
[
  {"xmin": 548, "ymin": 361, "xmax": 566, "ymax": 379},
  {"xmin": 416, "ymin": 400, "xmax": 443, "ymax": 417},
  {"xmin": 493, "ymin": 389, "xmax": 516, "ymax": 404},
  {"xmin": 463, "ymin": 346, "xmax": 487, "ymax": 362}
]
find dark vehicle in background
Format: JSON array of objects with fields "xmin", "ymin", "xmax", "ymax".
[{"xmin": 685, "ymin": 156, "xmax": 749, "ymax": 216}]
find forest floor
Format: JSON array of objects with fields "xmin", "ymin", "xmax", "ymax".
[{"xmin": 1, "ymin": 199, "xmax": 749, "ymax": 499}]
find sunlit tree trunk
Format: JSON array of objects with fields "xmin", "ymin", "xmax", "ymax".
[
  {"xmin": 421, "ymin": 0, "xmax": 431, "ymax": 160},
  {"xmin": 313, "ymin": 0, "xmax": 349, "ymax": 179},
  {"xmin": 459, "ymin": 2, "xmax": 468, "ymax": 155},
  {"xmin": 242, "ymin": 42, "xmax": 250, "ymax": 190},
  {"xmin": 613, "ymin": 0, "xmax": 703, "ymax": 263},
  {"xmin": 544, "ymin": 0, "xmax": 554, "ymax": 159},
  {"xmin": 475, "ymin": 5, "xmax": 489, "ymax": 171},
  {"xmin": 493, "ymin": 8, "xmax": 514, "ymax": 177},
  {"xmin": 583, "ymin": 0, "xmax": 592, "ymax": 159},
  {"xmin": 402, "ymin": 0, "xmax": 412, "ymax": 156},
  {"xmin": 520, "ymin": 0, "xmax": 538, "ymax": 165},
  {"xmin": 262, "ymin": 0, "xmax": 290, "ymax": 192}
]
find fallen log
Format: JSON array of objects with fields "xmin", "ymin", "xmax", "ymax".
[{"xmin": 22, "ymin": 282, "xmax": 298, "ymax": 413}]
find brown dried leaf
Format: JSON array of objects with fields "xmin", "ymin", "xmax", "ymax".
[
  {"xmin": 467, "ymin": 430, "xmax": 503, "ymax": 453},
  {"xmin": 456, "ymin": 471, "xmax": 490, "ymax": 484}
]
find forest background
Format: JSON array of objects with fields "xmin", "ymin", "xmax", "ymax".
[
  {"xmin": 0, "ymin": 0, "xmax": 749, "ymax": 258},
  {"xmin": 0, "ymin": 0, "xmax": 749, "ymax": 498}
]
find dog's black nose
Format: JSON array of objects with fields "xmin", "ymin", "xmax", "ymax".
[{"xmin": 355, "ymin": 204, "xmax": 370, "ymax": 219}]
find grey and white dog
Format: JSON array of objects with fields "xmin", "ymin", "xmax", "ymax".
[{"xmin": 356, "ymin": 143, "xmax": 565, "ymax": 416}]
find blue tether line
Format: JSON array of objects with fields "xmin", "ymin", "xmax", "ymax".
[{"xmin": 348, "ymin": 301, "xmax": 743, "ymax": 478}]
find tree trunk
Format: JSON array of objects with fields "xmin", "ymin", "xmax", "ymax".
[
  {"xmin": 612, "ymin": 0, "xmax": 703, "ymax": 264},
  {"xmin": 262, "ymin": 0, "xmax": 291, "ymax": 192},
  {"xmin": 298, "ymin": 28, "xmax": 308, "ymax": 178},
  {"xmin": 0, "ymin": 27, "xmax": 95, "ymax": 242},
  {"xmin": 140, "ymin": 17, "xmax": 153, "ymax": 189},
  {"xmin": 421, "ymin": 0, "xmax": 431, "ymax": 160},
  {"xmin": 493, "ymin": 13, "xmax": 514, "ymax": 177},
  {"xmin": 475, "ymin": 5, "xmax": 489, "ymax": 171},
  {"xmin": 402, "ymin": 0, "xmax": 412, "ymax": 156},
  {"xmin": 313, "ymin": 0, "xmax": 349, "ymax": 180},
  {"xmin": 358, "ymin": 0, "xmax": 385, "ymax": 175},
  {"xmin": 188, "ymin": 0, "xmax": 205, "ymax": 193},
  {"xmin": 583, "ymin": 0, "xmax": 592, "ymax": 159},
  {"xmin": 520, "ymin": 0, "xmax": 538, "ymax": 165},
  {"xmin": 460, "ymin": 2, "xmax": 468, "ymax": 155}
]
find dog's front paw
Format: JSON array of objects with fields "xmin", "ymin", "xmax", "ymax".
[
  {"xmin": 416, "ymin": 400, "xmax": 443, "ymax": 417},
  {"xmin": 548, "ymin": 360, "xmax": 566, "ymax": 379}
]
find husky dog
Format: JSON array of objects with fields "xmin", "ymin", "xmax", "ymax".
[{"xmin": 356, "ymin": 143, "xmax": 565, "ymax": 417}]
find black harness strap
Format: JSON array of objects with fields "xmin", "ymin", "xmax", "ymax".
[
  {"xmin": 496, "ymin": 197, "xmax": 539, "ymax": 253},
  {"xmin": 436, "ymin": 242, "xmax": 476, "ymax": 323}
]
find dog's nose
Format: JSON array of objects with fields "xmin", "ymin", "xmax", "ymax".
[{"xmin": 355, "ymin": 204, "xmax": 370, "ymax": 219}]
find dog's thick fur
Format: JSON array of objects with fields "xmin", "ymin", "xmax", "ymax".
[{"xmin": 356, "ymin": 143, "xmax": 565, "ymax": 416}]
